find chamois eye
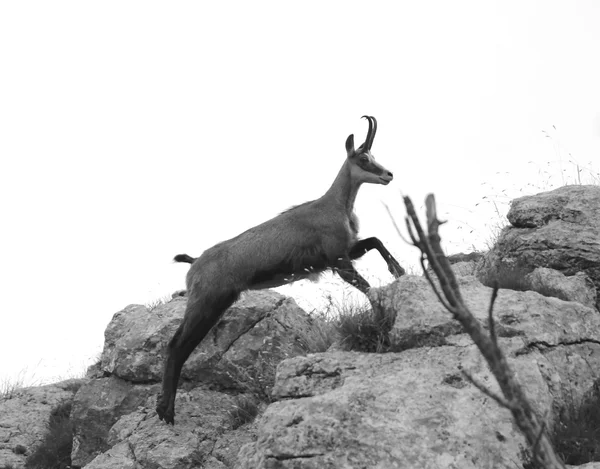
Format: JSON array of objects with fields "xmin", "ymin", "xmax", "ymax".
[{"xmin": 360, "ymin": 156, "xmax": 368, "ymax": 163}]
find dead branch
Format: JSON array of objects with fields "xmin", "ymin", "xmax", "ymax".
[{"xmin": 404, "ymin": 194, "xmax": 565, "ymax": 469}]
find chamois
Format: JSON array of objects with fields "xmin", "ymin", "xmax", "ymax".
[{"xmin": 157, "ymin": 116, "xmax": 405, "ymax": 424}]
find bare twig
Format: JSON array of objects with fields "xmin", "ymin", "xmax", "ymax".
[
  {"xmin": 533, "ymin": 412, "xmax": 549, "ymax": 462},
  {"xmin": 488, "ymin": 285, "xmax": 499, "ymax": 347},
  {"xmin": 383, "ymin": 202, "xmax": 411, "ymax": 245},
  {"xmin": 403, "ymin": 193, "xmax": 565, "ymax": 469},
  {"xmin": 419, "ymin": 256, "xmax": 455, "ymax": 313},
  {"xmin": 461, "ymin": 368, "xmax": 512, "ymax": 409}
]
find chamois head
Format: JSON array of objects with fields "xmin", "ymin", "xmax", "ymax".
[{"xmin": 345, "ymin": 116, "xmax": 394, "ymax": 185}]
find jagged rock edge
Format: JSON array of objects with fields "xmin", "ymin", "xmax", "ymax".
[{"xmin": 220, "ymin": 296, "xmax": 287, "ymax": 358}]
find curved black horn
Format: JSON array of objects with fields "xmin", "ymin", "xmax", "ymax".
[{"xmin": 361, "ymin": 115, "xmax": 377, "ymax": 150}]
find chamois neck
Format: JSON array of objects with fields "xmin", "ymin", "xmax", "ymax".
[{"xmin": 322, "ymin": 159, "xmax": 362, "ymax": 215}]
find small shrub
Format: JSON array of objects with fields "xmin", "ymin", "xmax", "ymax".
[
  {"xmin": 336, "ymin": 300, "xmax": 396, "ymax": 353},
  {"xmin": 299, "ymin": 301, "xmax": 340, "ymax": 353},
  {"xmin": 228, "ymin": 395, "xmax": 260, "ymax": 429},
  {"xmin": 225, "ymin": 351, "xmax": 280, "ymax": 403},
  {"xmin": 1, "ymin": 367, "xmax": 38, "ymax": 400},
  {"xmin": 25, "ymin": 400, "xmax": 73, "ymax": 469},
  {"xmin": 549, "ymin": 383, "xmax": 600, "ymax": 465},
  {"xmin": 145, "ymin": 294, "xmax": 173, "ymax": 312},
  {"xmin": 302, "ymin": 316, "xmax": 338, "ymax": 353},
  {"xmin": 1, "ymin": 379, "xmax": 23, "ymax": 400}
]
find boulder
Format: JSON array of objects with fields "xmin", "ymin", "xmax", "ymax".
[
  {"xmin": 477, "ymin": 185, "xmax": 600, "ymax": 310},
  {"xmin": 373, "ymin": 275, "xmax": 600, "ymax": 356},
  {"xmin": 99, "ymin": 290, "xmax": 317, "ymax": 390},
  {"xmin": 525, "ymin": 267, "xmax": 597, "ymax": 310},
  {"xmin": 0, "ymin": 379, "xmax": 84, "ymax": 469},
  {"xmin": 84, "ymin": 389, "xmax": 256, "ymax": 469},
  {"xmin": 237, "ymin": 348, "xmax": 543, "ymax": 469},
  {"xmin": 237, "ymin": 276, "xmax": 600, "ymax": 468},
  {"xmin": 71, "ymin": 289, "xmax": 324, "ymax": 467},
  {"xmin": 70, "ymin": 377, "xmax": 157, "ymax": 467}
]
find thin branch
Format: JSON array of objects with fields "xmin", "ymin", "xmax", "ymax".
[
  {"xmin": 488, "ymin": 285, "xmax": 500, "ymax": 347},
  {"xmin": 532, "ymin": 412, "xmax": 549, "ymax": 464},
  {"xmin": 404, "ymin": 215, "xmax": 421, "ymax": 248},
  {"xmin": 404, "ymin": 196, "xmax": 462, "ymax": 310},
  {"xmin": 383, "ymin": 202, "xmax": 411, "ymax": 245},
  {"xmin": 461, "ymin": 369, "xmax": 512, "ymax": 409},
  {"xmin": 419, "ymin": 257, "xmax": 455, "ymax": 313},
  {"xmin": 424, "ymin": 194, "xmax": 465, "ymax": 307}
]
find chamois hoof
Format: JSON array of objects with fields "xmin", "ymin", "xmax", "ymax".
[
  {"xmin": 156, "ymin": 399, "xmax": 175, "ymax": 425},
  {"xmin": 389, "ymin": 262, "xmax": 406, "ymax": 278}
]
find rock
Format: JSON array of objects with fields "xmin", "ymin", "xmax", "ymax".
[
  {"xmin": 0, "ymin": 379, "xmax": 84, "ymax": 469},
  {"xmin": 99, "ymin": 298, "xmax": 187, "ymax": 383},
  {"xmin": 449, "ymin": 260, "xmax": 479, "ymax": 277},
  {"xmin": 507, "ymin": 185, "xmax": 600, "ymax": 228},
  {"xmin": 371, "ymin": 275, "xmax": 600, "ymax": 355},
  {"xmin": 237, "ymin": 349, "xmax": 542, "ymax": 469},
  {"xmin": 237, "ymin": 276, "xmax": 600, "ymax": 468},
  {"xmin": 70, "ymin": 376, "xmax": 157, "ymax": 467},
  {"xmin": 447, "ymin": 251, "xmax": 484, "ymax": 264},
  {"xmin": 425, "ymin": 252, "xmax": 483, "ymax": 278},
  {"xmin": 525, "ymin": 267, "xmax": 597, "ymax": 310},
  {"xmin": 85, "ymin": 389, "xmax": 255, "ymax": 469},
  {"xmin": 71, "ymin": 289, "xmax": 323, "ymax": 467},
  {"xmin": 99, "ymin": 290, "xmax": 317, "ymax": 391},
  {"xmin": 477, "ymin": 185, "xmax": 600, "ymax": 310}
]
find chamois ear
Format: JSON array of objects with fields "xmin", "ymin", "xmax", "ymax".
[{"xmin": 345, "ymin": 134, "xmax": 355, "ymax": 156}]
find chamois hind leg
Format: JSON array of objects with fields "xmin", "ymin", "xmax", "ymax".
[
  {"xmin": 349, "ymin": 237, "xmax": 406, "ymax": 278},
  {"xmin": 156, "ymin": 290, "xmax": 238, "ymax": 424},
  {"xmin": 335, "ymin": 258, "xmax": 371, "ymax": 295}
]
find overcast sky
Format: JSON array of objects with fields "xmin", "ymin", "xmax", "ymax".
[{"xmin": 1, "ymin": 1, "xmax": 599, "ymax": 386}]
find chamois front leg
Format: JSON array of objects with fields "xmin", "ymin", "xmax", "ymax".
[
  {"xmin": 335, "ymin": 257, "xmax": 371, "ymax": 294},
  {"xmin": 349, "ymin": 237, "xmax": 405, "ymax": 278}
]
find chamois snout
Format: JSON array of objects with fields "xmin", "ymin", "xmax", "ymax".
[
  {"xmin": 376, "ymin": 167, "xmax": 394, "ymax": 185},
  {"xmin": 381, "ymin": 170, "xmax": 393, "ymax": 184}
]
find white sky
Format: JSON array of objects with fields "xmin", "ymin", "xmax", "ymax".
[{"xmin": 1, "ymin": 1, "xmax": 599, "ymax": 386}]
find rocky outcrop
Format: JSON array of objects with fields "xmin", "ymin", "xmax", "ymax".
[
  {"xmin": 7, "ymin": 186, "xmax": 600, "ymax": 468},
  {"xmin": 238, "ymin": 275, "xmax": 600, "ymax": 468},
  {"xmin": 84, "ymin": 388, "xmax": 256, "ymax": 469},
  {"xmin": 238, "ymin": 350, "xmax": 535, "ymax": 468},
  {"xmin": 96, "ymin": 291, "xmax": 318, "ymax": 389},
  {"xmin": 477, "ymin": 185, "xmax": 600, "ymax": 310},
  {"xmin": 0, "ymin": 379, "xmax": 84, "ymax": 469},
  {"xmin": 71, "ymin": 289, "xmax": 324, "ymax": 467}
]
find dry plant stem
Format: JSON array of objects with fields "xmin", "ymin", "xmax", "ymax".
[
  {"xmin": 461, "ymin": 369, "xmax": 510, "ymax": 409},
  {"xmin": 488, "ymin": 286, "xmax": 499, "ymax": 348},
  {"xmin": 403, "ymin": 194, "xmax": 565, "ymax": 469}
]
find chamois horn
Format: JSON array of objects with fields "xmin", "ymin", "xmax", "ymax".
[{"xmin": 361, "ymin": 115, "xmax": 377, "ymax": 150}]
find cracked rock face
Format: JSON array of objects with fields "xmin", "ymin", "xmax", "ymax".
[
  {"xmin": 237, "ymin": 276, "xmax": 600, "ymax": 468},
  {"xmin": 71, "ymin": 289, "xmax": 321, "ymax": 467},
  {"xmin": 237, "ymin": 349, "xmax": 546, "ymax": 469},
  {"xmin": 476, "ymin": 185, "xmax": 600, "ymax": 310},
  {"xmin": 372, "ymin": 275, "xmax": 600, "ymax": 354},
  {"xmin": 98, "ymin": 290, "xmax": 314, "ymax": 389},
  {"xmin": 83, "ymin": 388, "xmax": 255, "ymax": 469},
  {"xmin": 0, "ymin": 380, "xmax": 83, "ymax": 469}
]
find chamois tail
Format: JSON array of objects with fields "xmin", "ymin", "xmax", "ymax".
[{"xmin": 173, "ymin": 254, "xmax": 196, "ymax": 264}]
